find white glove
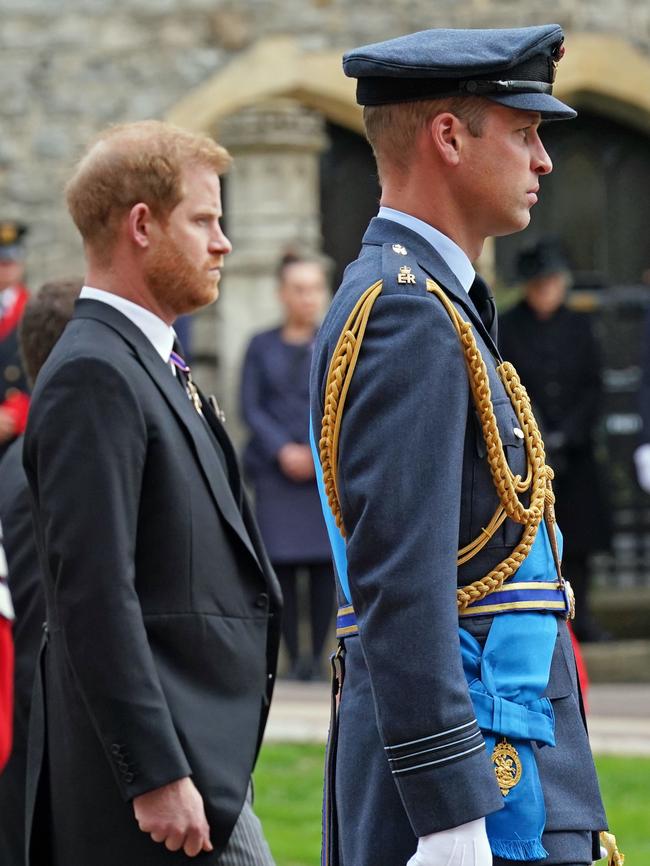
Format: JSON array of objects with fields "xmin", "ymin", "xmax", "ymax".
[
  {"xmin": 634, "ymin": 443, "xmax": 650, "ymax": 493},
  {"xmin": 406, "ymin": 817, "xmax": 492, "ymax": 866}
]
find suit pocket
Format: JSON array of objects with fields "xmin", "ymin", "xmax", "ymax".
[{"xmin": 544, "ymin": 620, "xmax": 576, "ymax": 700}]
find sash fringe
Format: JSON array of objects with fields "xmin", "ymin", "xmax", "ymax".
[{"xmin": 491, "ymin": 838, "xmax": 549, "ymax": 861}]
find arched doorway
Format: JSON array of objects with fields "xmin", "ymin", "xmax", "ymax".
[
  {"xmin": 496, "ymin": 112, "xmax": 650, "ymax": 288},
  {"xmin": 320, "ymin": 122, "xmax": 378, "ymax": 291}
]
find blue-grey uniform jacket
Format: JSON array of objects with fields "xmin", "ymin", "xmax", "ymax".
[{"xmin": 309, "ymin": 218, "xmax": 606, "ymax": 866}]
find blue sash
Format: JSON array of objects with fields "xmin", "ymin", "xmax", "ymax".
[
  {"xmin": 460, "ymin": 523, "xmax": 564, "ymax": 861},
  {"xmin": 310, "ymin": 419, "xmax": 351, "ymax": 603},
  {"xmin": 311, "ymin": 419, "xmax": 564, "ymax": 860}
]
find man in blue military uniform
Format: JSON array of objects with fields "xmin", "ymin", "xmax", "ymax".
[{"xmin": 310, "ymin": 25, "xmax": 611, "ymax": 866}]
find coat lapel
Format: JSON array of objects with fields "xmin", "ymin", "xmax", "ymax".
[
  {"xmin": 362, "ymin": 218, "xmax": 502, "ymax": 360},
  {"xmin": 74, "ymin": 300, "xmax": 263, "ymax": 571},
  {"xmin": 198, "ymin": 389, "xmax": 282, "ymax": 603}
]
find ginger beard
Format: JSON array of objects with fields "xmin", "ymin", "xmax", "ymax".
[{"xmin": 144, "ymin": 233, "xmax": 221, "ymax": 318}]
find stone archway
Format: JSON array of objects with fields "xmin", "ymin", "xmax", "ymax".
[
  {"xmin": 165, "ymin": 33, "xmax": 650, "ymax": 434},
  {"xmin": 167, "ymin": 32, "xmax": 650, "ymax": 139}
]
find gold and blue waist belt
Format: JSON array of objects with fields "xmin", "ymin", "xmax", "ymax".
[{"xmin": 336, "ymin": 581, "xmax": 569, "ymax": 639}]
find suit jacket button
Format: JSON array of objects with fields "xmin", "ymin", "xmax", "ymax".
[
  {"xmin": 111, "ymin": 744, "xmax": 121, "ymax": 756},
  {"xmin": 124, "ymin": 771, "xmax": 135, "ymax": 783},
  {"xmin": 255, "ymin": 592, "xmax": 269, "ymax": 609}
]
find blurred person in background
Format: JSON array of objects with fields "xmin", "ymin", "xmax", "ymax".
[
  {"xmin": 499, "ymin": 237, "xmax": 610, "ymax": 642},
  {"xmin": 241, "ymin": 252, "xmax": 334, "ymax": 680},
  {"xmin": 0, "ymin": 278, "xmax": 81, "ymax": 864},
  {"xmin": 633, "ymin": 269, "xmax": 650, "ymax": 495},
  {"xmin": 0, "ymin": 221, "xmax": 31, "ymax": 462}
]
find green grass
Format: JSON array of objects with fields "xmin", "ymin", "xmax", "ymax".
[
  {"xmin": 254, "ymin": 743, "xmax": 324, "ymax": 866},
  {"xmin": 254, "ymin": 745, "xmax": 649, "ymax": 866},
  {"xmin": 594, "ymin": 755, "xmax": 650, "ymax": 865}
]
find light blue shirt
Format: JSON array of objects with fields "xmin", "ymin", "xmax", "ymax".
[{"xmin": 378, "ymin": 206, "xmax": 475, "ymax": 294}]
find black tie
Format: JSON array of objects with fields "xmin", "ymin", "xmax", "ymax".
[{"xmin": 469, "ymin": 273, "xmax": 498, "ymax": 345}]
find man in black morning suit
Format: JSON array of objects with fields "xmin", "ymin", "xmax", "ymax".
[
  {"xmin": 310, "ymin": 25, "xmax": 608, "ymax": 866},
  {"xmin": 23, "ymin": 121, "xmax": 281, "ymax": 866}
]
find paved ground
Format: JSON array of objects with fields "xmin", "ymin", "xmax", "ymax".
[{"xmin": 265, "ymin": 680, "xmax": 650, "ymax": 755}]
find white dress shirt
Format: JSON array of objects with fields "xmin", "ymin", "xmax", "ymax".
[
  {"xmin": 80, "ymin": 286, "xmax": 175, "ymax": 363},
  {"xmin": 378, "ymin": 206, "xmax": 475, "ymax": 294}
]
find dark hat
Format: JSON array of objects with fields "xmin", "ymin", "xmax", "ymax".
[
  {"xmin": 0, "ymin": 220, "xmax": 28, "ymax": 262},
  {"xmin": 343, "ymin": 24, "xmax": 576, "ymax": 120},
  {"xmin": 516, "ymin": 237, "xmax": 570, "ymax": 281}
]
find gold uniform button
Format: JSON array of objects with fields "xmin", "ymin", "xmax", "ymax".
[
  {"xmin": 4, "ymin": 387, "xmax": 19, "ymax": 399},
  {"xmin": 4, "ymin": 365, "xmax": 20, "ymax": 383}
]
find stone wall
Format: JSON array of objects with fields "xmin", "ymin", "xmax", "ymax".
[
  {"xmin": 3, "ymin": 0, "xmax": 650, "ymax": 418},
  {"xmin": 4, "ymin": 0, "xmax": 650, "ymax": 288}
]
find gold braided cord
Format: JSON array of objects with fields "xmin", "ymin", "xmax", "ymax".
[
  {"xmin": 318, "ymin": 277, "xmax": 558, "ymax": 612},
  {"xmin": 426, "ymin": 279, "xmax": 555, "ymax": 610},
  {"xmin": 319, "ymin": 281, "xmax": 383, "ymax": 533}
]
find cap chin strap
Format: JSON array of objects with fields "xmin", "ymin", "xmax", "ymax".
[{"xmin": 460, "ymin": 79, "xmax": 553, "ymax": 95}]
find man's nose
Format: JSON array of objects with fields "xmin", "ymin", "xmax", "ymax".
[
  {"xmin": 210, "ymin": 228, "xmax": 232, "ymax": 255},
  {"xmin": 533, "ymin": 138, "xmax": 553, "ymax": 176}
]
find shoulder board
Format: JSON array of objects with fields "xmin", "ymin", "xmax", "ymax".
[{"xmin": 380, "ymin": 242, "xmax": 430, "ymax": 298}]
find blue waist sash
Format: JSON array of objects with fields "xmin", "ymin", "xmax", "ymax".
[
  {"xmin": 312, "ymin": 417, "xmax": 565, "ymax": 861},
  {"xmin": 460, "ymin": 609, "xmax": 557, "ymax": 861}
]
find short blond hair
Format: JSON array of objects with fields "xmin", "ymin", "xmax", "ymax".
[
  {"xmin": 66, "ymin": 120, "xmax": 232, "ymax": 258},
  {"xmin": 363, "ymin": 96, "xmax": 489, "ymax": 183}
]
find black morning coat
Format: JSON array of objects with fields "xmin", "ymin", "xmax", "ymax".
[
  {"xmin": 0, "ymin": 437, "xmax": 45, "ymax": 866},
  {"xmin": 310, "ymin": 218, "xmax": 606, "ymax": 866},
  {"xmin": 22, "ymin": 299, "xmax": 282, "ymax": 866}
]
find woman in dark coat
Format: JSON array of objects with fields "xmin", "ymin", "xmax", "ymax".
[
  {"xmin": 499, "ymin": 238, "xmax": 610, "ymax": 642},
  {"xmin": 241, "ymin": 253, "xmax": 333, "ymax": 678}
]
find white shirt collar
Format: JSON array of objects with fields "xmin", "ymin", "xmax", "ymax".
[
  {"xmin": 378, "ymin": 206, "xmax": 475, "ymax": 294},
  {"xmin": 79, "ymin": 286, "xmax": 175, "ymax": 363}
]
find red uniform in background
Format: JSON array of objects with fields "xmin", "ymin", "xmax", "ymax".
[
  {"xmin": 0, "ymin": 528, "xmax": 14, "ymax": 771},
  {"xmin": 0, "ymin": 220, "xmax": 31, "ymax": 462},
  {"xmin": 0, "ymin": 284, "xmax": 30, "ymax": 437}
]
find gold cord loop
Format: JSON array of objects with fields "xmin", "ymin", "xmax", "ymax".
[{"xmin": 319, "ymin": 278, "xmax": 559, "ymax": 611}]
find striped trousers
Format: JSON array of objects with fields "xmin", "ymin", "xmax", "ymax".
[{"xmin": 218, "ymin": 785, "xmax": 275, "ymax": 866}]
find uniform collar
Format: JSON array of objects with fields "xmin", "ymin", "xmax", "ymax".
[
  {"xmin": 378, "ymin": 206, "xmax": 475, "ymax": 293},
  {"xmin": 80, "ymin": 286, "xmax": 175, "ymax": 363}
]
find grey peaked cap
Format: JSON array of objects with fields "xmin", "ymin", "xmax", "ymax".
[{"xmin": 343, "ymin": 24, "xmax": 577, "ymax": 120}]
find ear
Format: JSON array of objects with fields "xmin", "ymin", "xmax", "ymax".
[
  {"xmin": 127, "ymin": 203, "xmax": 154, "ymax": 250},
  {"xmin": 429, "ymin": 112, "xmax": 463, "ymax": 167}
]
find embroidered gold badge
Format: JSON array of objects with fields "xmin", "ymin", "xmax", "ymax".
[
  {"xmin": 491, "ymin": 738, "xmax": 522, "ymax": 796},
  {"xmin": 392, "ymin": 244, "xmax": 407, "ymax": 256},
  {"xmin": 397, "ymin": 265, "xmax": 416, "ymax": 285}
]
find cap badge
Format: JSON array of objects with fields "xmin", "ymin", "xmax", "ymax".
[
  {"xmin": 397, "ymin": 265, "xmax": 416, "ymax": 285},
  {"xmin": 392, "ymin": 243, "xmax": 407, "ymax": 256},
  {"xmin": 551, "ymin": 41, "xmax": 566, "ymax": 83}
]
